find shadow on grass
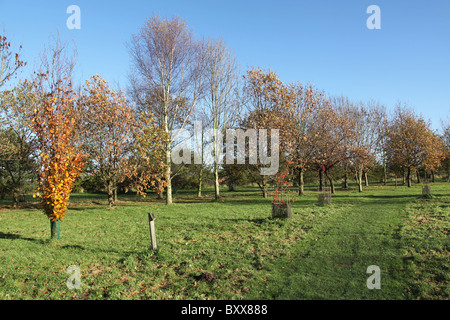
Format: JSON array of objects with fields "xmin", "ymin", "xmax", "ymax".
[{"xmin": 0, "ymin": 232, "xmax": 46, "ymax": 244}]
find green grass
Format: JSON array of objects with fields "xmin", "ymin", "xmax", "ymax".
[{"xmin": 0, "ymin": 183, "xmax": 448, "ymax": 300}]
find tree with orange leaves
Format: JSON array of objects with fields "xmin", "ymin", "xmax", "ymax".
[
  {"xmin": 78, "ymin": 75, "xmax": 135, "ymax": 208},
  {"xmin": 31, "ymin": 75, "xmax": 85, "ymax": 239},
  {"xmin": 385, "ymin": 104, "xmax": 446, "ymax": 187}
]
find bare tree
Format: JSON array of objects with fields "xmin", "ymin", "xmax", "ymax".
[
  {"xmin": 202, "ymin": 38, "xmax": 240, "ymax": 201},
  {"xmin": 0, "ymin": 32, "xmax": 26, "ymax": 88},
  {"xmin": 128, "ymin": 15, "xmax": 205, "ymax": 205},
  {"xmin": 36, "ymin": 32, "xmax": 77, "ymax": 93}
]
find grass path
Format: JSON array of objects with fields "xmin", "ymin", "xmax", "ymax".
[{"xmin": 253, "ymin": 186, "xmax": 448, "ymax": 300}]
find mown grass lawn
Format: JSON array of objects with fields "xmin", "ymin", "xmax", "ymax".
[{"xmin": 0, "ymin": 183, "xmax": 448, "ymax": 300}]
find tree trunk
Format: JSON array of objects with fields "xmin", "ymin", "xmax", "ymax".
[
  {"xmin": 113, "ymin": 178, "xmax": 118, "ymax": 203},
  {"xmin": 357, "ymin": 167, "xmax": 363, "ymax": 192},
  {"xmin": 298, "ymin": 167, "xmax": 304, "ymax": 196},
  {"xmin": 364, "ymin": 171, "xmax": 369, "ymax": 187},
  {"xmin": 214, "ymin": 163, "xmax": 220, "ymax": 201},
  {"xmin": 197, "ymin": 165, "xmax": 203, "ymax": 197},
  {"xmin": 165, "ymin": 148, "xmax": 172, "ymax": 205},
  {"xmin": 107, "ymin": 180, "xmax": 114, "ymax": 208},
  {"xmin": 325, "ymin": 172, "xmax": 335, "ymax": 194},
  {"xmin": 343, "ymin": 170, "xmax": 349, "ymax": 189},
  {"xmin": 383, "ymin": 164, "xmax": 387, "ymax": 186},
  {"xmin": 50, "ymin": 220, "xmax": 60, "ymax": 240},
  {"xmin": 407, "ymin": 167, "xmax": 412, "ymax": 187},
  {"xmin": 318, "ymin": 170, "xmax": 323, "ymax": 192},
  {"xmin": 261, "ymin": 175, "xmax": 268, "ymax": 198},
  {"xmin": 12, "ymin": 190, "xmax": 18, "ymax": 208},
  {"xmin": 416, "ymin": 170, "xmax": 421, "ymax": 184},
  {"xmin": 431, "ymin": 171, "xmax": 435, "ymax": 183},
  {"xmin": 164, "ymin": 102, "xmax": 172, "ymax": 205}
]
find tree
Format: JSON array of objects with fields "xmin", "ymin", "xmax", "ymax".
[
  {"xmin": 289, "ymin": 83, "xmax": 331, "ymax": 195},
  {"xmin": 202, "ymin": 38, "xmax": 240, "ymax": 200},
  {"xmin": 0, "ymin": 79, "xmax": 37, "ymax": 206},
  {"xmin": 307, "ymin": 97, "xmax": 355, "ymax": 193},
  {"xmin": 125, "ymin": 111, "xmax": 168, "ymax": 198},
  {"xmin": 129, "ymin": 15, "xmax": 205, "ymax": 205},
  {"xmin": 36, "ymin": 32, "xmax": 77, "ymax": 92},
  {"xmin": 31, "ymin": 75, "xmax": 85, "ymax": 238},
  {"xmin": 334, "ymin": 97, "xmax": 384, "ymax": 192},
  {"xmin": 0, "ymin": 33, "xmax": 26, "ymax": 88},
  {"xmin": 0, "ymin": 33, "xmax": 28, "ymax": 203},
  {"xmin": 78, "ymin": 75, "xmax": 135, "ymax": 207},
  {"xmin": 31, "ymin": 35, "xmax": 83, "ymax": 239},
  {"xmin": 385, "ymin": 104, "xmax": 446, "ymax": 187},
  {"xmin": 240, "ymin": 67, "xmax": 294, "ymax": 198}
]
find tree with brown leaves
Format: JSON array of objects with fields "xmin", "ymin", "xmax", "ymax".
[
  {"xmin": 78, "ymin": 75, "xmax": 135, "ymax": 208},
  {"xmin": 385, "ymin": 104, "xmax": 446, "ymax": 187},
  {"xmin": 241, "ymin": 67, "xmax": 294, "ymax": 198}
]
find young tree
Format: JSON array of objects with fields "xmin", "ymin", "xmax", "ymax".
[
  {"xmin": 31, "ymin": 33, "xmax": 83, "ymax": 239},
  {"xmin": 31, "ymin": 75, "xmax": 84, "ymax": 238},
  {"xmin": 78, "ymin": 75, "xmax": 135, "ymax": 207},
  {"xmin": 128, "ymin": 15, "xmax": 205, "ymax": 205}
]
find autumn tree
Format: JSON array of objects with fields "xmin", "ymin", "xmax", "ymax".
[
  {"xmin": 305, "ymin": 96, "xmax": 354, "ymax": 193},
  {"xmin": 129, "ymin": 15, "xmax": 205, "ymax": 205},
  {"xmin": 385, "ymin": 104, "xmax": 446, "ymax": 187},
  {"xmin": 31, "ymin": 75, "xmax": 84, "ymax": 239},
  {"xmin": 0, "ymin": 33, "xmax": 28, "ymax": 202},
  {"xmin": 125, "ymin": 111, "xmax": 168, "ymax": 198},
  {"xmin": 240, "ymin": 67, "xmax": 294, "ymax": 198},
  {"xmin": 333, "ymin": 97, "xmax": 384, "ymax": 192},
  {"xmin": 31, "ymin": 33, "xmax": 83, "ymax": 239},
  {"xmin": 289, "ymin": 83, "xmax": 332, "ymax": 195},
  {"xmin": 78, "ymin": 75, "xmax": 135, "ymax": 207},
  {"xmin": 0, "ymin": 79, "xmax": 38, "ymax": 206}
]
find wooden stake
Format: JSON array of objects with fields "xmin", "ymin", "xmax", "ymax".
[{"xmin": 148, "ymin": 212, "xmax": 157, "ymax": 250}]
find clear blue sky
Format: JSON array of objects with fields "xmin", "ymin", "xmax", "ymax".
[{"xmin": 1, "ymin": 0, "xmax": 449, "ymax": 131}]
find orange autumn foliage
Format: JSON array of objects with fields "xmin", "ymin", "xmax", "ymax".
[{"xmin": 31, "ymin": 78, "xmax": 85, "ymax": 222}]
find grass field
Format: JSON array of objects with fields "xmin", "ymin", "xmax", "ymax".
[{"xmin": 0, "ymin": 183, "xmax": 448, "ymax": 300}]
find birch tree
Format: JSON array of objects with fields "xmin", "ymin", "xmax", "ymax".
[
  {"xmin": 202, "ymin": 38, "xmax": 240, "ymax": 200},
  {"xmin": 128, "ymin": 15, "xmax": 205, "ymax": 205}
]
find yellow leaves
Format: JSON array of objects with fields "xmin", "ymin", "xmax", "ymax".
[{"xmin": 31, "ymin": 81, "xmax": 85, "ymax": 222}]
